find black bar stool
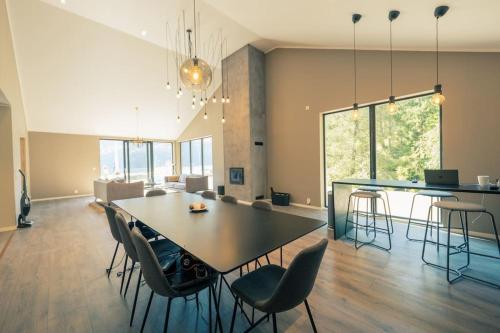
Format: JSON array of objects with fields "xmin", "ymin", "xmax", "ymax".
[
  {"xmin": 344, "ymin": 191, "xmax": 392, "ymax": 251},
  {"xmin": 422, "ymin": 200, "xmax": 500, "ymax": 287},
  {"xmin": 406, "ymin": 190, "xmax": 459, "ymax": 243},
  {"xmin": 357, "ymin": 186, "xmax": 394, "ymax": 234}
]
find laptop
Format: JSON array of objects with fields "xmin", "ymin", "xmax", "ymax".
[{"xmin": 424, "ymin": 169, "xmax": 459, "ymax": 185}]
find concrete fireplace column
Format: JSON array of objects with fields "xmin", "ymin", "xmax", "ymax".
[{"xmin": 222, "ymin": 45, "xmax": 266, "ymax": 202}]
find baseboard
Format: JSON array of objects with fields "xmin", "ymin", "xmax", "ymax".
[
  {"xmin": 31, "ymin": 194, "xmax": 93, "ymax": 202},
  {"xmin": 0, "ymin": 225, "xmax": 17, "ymax": 233},
  {"xmin": 289, "ymin": 202, "xmax": 324, "ymax": 210}
]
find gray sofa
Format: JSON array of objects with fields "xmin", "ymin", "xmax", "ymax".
[
  {"xmin": 165, "ymin": 174, "xmax": 209, "ymax": 193},
  {"xmin": 94, "ymin": 179, "xmax": 144, "ymax": 203}
]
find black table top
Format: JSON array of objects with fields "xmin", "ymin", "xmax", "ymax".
[
  {"xmin": 114, "ymin": 193, "xmax": 325, "ymax": 274},
  {"xmin": 332, "ymin": 179, "xmax": 500, "ymax": 195}
]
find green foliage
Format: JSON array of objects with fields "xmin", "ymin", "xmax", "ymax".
[{"xmin": 324, "ymin": 95, "xmax": 440, "ymax": 188}]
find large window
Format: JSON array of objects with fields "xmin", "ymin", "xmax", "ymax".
[
  {"xmin": 323, "ymin": 93, "xmax": 441, "ymax": 213},
  {"xmin": 180, "ymin": 136, "xmax": 214, "ymax": 188},
  {"xmin": 99, "ymin": 140, "xmax": 173, "ymax": 184}
]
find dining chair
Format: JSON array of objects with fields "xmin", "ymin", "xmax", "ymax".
[
  {"xmin": 131, "ymin": 228, "xmax": 222, "ymax": 333},
  {"xmin": 251, "ymin": 201, "xmax": 273, "ymax": 266},
  {"xmin": 229, "ymin": 238, "xmax": 328, "ymax": 333},
  {"xmin": 201, "ymin": 190, "xmax": 217, "ymax": 200},
  {"xmin": 146, "ymin": 189, "xmax": 167, "ymax": 197},
  {"xmin": 115, "ymin": 213, "xmax": 181, "ymax": 326},
  {"xmin": 221, "ymin": 195, "xmax": 238, "ymax": 204},
  {"xmin": 104, "ymin": 205, "xmax": 123, "ymax": 277}
]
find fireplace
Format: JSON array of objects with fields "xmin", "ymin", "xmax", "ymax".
[{"xmin": 229, "ymin": 168, "xmax": 244, "ymax": 185}]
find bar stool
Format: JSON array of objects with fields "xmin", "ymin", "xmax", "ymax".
[
  {"xmin": 406, "ymin": 190, "xmax": 459, "ymax": 243},
  {"xmin": 422, "ymin": 200, "xmax": 500, "ymax": 287},
  {"xmin": 344, "ymin": 191, "xmax": 392, "ymax": 251},
  {"xmin": 357, "ymin": 186, "xmax": 394, "ymax": 234}
]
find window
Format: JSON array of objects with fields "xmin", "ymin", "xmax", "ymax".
[
  {"xmin": 99, "ymin": 140, "xmax": 124, "ymax": 179},
  {"xmin": 99, "ymin": 139, "xmax": 173, "ymax": 184},
  {"xmin": 323, "ymin": 93, "xmax": 441, "ymax": 214},
  {"xmin": 180, "ymin": 136, "xmax": 214, "ymax": 189}
]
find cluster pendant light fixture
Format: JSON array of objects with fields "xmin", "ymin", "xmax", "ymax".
[
  {"xmin": 431, "ymin": 5, "xmax": 449, "ymax": 106},
  {"xmin": 132, "ymin": 107, "xmax": 145, "ymax": 144},
  {"xmin": 351, "ymin": 13, "xmax": 361, "ymax": 120},
  {"xmin": 387, "ymin": 10, "xmax": 400, "ymax": 114},
  {"xmin": 164, "ymin": 0, "xmax": 230, "ymax": 124}
]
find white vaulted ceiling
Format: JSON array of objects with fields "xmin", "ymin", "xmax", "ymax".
[{"xmin": 7, "ymin": 0, "xmax": 500, "ymax": 139}]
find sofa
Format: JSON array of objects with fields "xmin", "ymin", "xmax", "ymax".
[
  {"xmin": 165, "ymin": 174, "xmax": 208, "ymax": 193},
  {"xmin": 94, "ymin": 179, "xmax": 144, "ymax": 203}
]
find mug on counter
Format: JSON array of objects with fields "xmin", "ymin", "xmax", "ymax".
[{"xmin": 477, "ymin": 175, "xmax": 490, "ymax": 187}]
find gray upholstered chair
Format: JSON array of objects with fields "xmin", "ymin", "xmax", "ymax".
[
  {"xmin": 104, "ymin": 205, "xmax": 123, "ymax": 278},
  {"xmin": 229, "ymin": 238, "xmax": 328, "ymax": 333},
  {"xmin": 221, "ymin": 195, "xmax": 238, "ymax": 204},
  {"xmin": 131, "ymin": 228, "xmax": 221, "ymax": 333},
  {"xmin": 115, "ymin": 213, "xmax": 181, "ymax": 326},
  {"xmin": 146, "ymin": 188, "xmax": 167, "ymax": 197},
  {"xmin": 251, "ymin": 200, "xmax": 272, "ymax": 211},
  {"xmin": 201, "ymin": 190, "xmax": 217, "ymax": 200}
]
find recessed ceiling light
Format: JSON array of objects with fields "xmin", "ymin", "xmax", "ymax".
[{"xmin": 141, "ymin": 30, "xmax": 148, "ymax": 36}]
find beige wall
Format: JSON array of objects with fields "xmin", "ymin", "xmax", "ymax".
[
  {"xmin": 266, "ymin": 49, "xmax": 500, "ymax": 211},
  {"xmin": 0, "ymin": 0, "xmax": 29, "ymax": 231},
  {"xmin": 176, "ymin": 90, "xmax": 225, "ymax": 190},
  {"xmin": 29, "ymin": 132, "xmax": 100, "ymax": 200}
]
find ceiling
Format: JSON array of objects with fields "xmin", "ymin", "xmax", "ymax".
[{"xmin": 42, "ymin": 0, "xmax": 500, "ymax": 52}]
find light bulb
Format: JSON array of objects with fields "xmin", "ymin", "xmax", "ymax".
[
  {"xmin": 166, "ymin": 82, "xmax": 171, "ymax": 90},
  {"xmin": 221, "ymin": 117, "xmax": 226, "ymax": 124},
  {"xmin": 431, "ymin": 92, "xmax": 445, "ymax": 106},
  {"xmin": 199, "ymin": 98, "xmax": 204, "ymax": 106},
  {"xmin": 192, "ymin": 95, "xmax": 196, "ymax": 102},
  {"xmin": 176, "ymin": 115, "xmax": 180, "ymax": 123},
  {"xmin": 205, "ymin": 97, "xmax": 208, "ymax": 104},
  {"xmin": 203, "ymin": 113, "xmax": 208, "ymax": 120},
  {"xmin": 352, "ymin": 103, "xmax": 359, "ymax": 120},
  {"xmin": 192, "ymin": 102, "xmax": 195, "ymax": 109},
  {"xmin": 176, "ymin": 92, "xmax": 180, "ymax": 99},
  {"xmin": 212, "ymin": 96, "xmax": 217, "ymax": 103},
  {"xmin": 179, "ymin": 88, "xmax": 183, "ymax": 96},
  {"xmin": 226, "ymin": 96, "xmax": 230, "ymax": 104},
  {"xmin": 221, "ymin": 96, "xmax": 225, "ymax": 103},
  {"xmin": 388, "ymin": 96, "xmax": 397, "ymax": 114}
]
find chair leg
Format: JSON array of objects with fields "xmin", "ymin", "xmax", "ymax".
[
  {"xmin": 140, "ymin": 290, "xmax": 154, "ymax": 333},
  {"xmin": 280, "ymin": 247, "xmax": 283, "ymax": 267},
  {"xmin": 210, "ymin": 283, "xmax": 223, "ymax": 333},
  {"xmin": 107, "ymin": 241, "xmax": 119, "ymax": 277},
  {"xmin": 486, "ymin": 212, "xmax": 500, "ymax": 255},
  {"xmin": 163, "ymin": 298, "xmax": 172, "ymax": 333},
  {"xmin": 229, "ymin": 297, "xmax": 239, "ymax": 333},
  {"xmin": 265, "ymin": 254, "xmax": 271, "ymax": 265},
  {"xmin": 120, "ymin": 255, "xmax": 129, "ymax": 294},
  {"xmin": 421, "ymin": 206, "xmax": 432, "ymax": 263},
  {"xmin": 124, "ymin": 261, "xmax": 135, "ymax": 297},
  {"xmin": 383, "ymin": 191, "xmax": 394, "ymax": 234},
  {"xmin": 272, "ymin": 313, "xmax": 277, "ymax": 333},
  {"xmin": 130, "ymin": 269, "xmax": 142, "ymax": 326},
  {"xmin": 446, "ymin": 211, "xmax": 453, "ymax": 283},
  {"xmin": 209, "ymin": 286, "xmax": 212, "ymax": 332},
  {"xmin": 304, "ymin": 299, "xmax": 317, "ymax": 333}
]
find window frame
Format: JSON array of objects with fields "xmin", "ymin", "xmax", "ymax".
[
  {"xmin": 180, "ymin": 136, "xmax": 213, "ymax": 178},
  {"xmin": 322, "ymin": 92, "xmax": 443, "ymax": 207}
]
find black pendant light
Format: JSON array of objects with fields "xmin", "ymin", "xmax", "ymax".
[
  {"xmin": 352, "ymin": 13, "xmax": 362, "ymax": 120},
  {"xmin": 387, "ymin": 10, "xmax": 400, "ymax": 114},
  {"xmin": 431, "ymin": 5, "xmax": 449, "ymax": 106}
]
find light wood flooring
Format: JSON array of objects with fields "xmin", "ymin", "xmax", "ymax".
[{"xmin": 0, "ymin": 196, "xmax": 499, "ymax": 333}]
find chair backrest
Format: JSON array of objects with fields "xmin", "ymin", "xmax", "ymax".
[
  {"xmin": 131, "ymin": 228, "xmax": 176, "ymax": 297},
  {"xmin": 146, "ymin": 189, "xmax": 167, "ymax": 197},
  {"xmin": 104, "ymin": 205, "xmax": 122, "ymax": 243},
  {"xmin": 221, "ymin": 195, "xmax": 238, "ymax": 204},
  {"xmin": 251, "ymin": 200, "xmax": 272, "ymax": 211},
  {"xmin": 201, "ymin": 190, "xmax": 217, "ymax": 200},
  {"xmin": 262, "ymin": 238, "xmax": 328, "ymax": 313},
  {"xmin": 115, "ymin": 212, "xmax": 139, "ymax": 263}
]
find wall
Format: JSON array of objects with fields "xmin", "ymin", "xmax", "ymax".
[
  {"xmin": 28, "ymin": 132, "xmax": 100, "ymax": 200},
  {"xmin": 266, "ymin": 48, "xmax": 500, "ymax": 233},
  {"xmin": 0, "ymin": 0, "xmax": 29, "ymax": 231},
  {"xmin": 176, "ymin": 89, "xmax": 225, "ymax": 189}
]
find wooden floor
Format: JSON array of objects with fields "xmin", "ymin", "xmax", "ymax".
[{"xmin": 0, "ymin": 196, "xmax": 499, "ymax": 333}]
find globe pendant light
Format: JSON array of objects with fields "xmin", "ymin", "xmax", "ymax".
[
  {"xmin": 431, "ymin": 5, "xmax": 449, "ymax": 106},
  {"xmin": 387, "ymin": 10, "xmax": 400, "ymax": 114},
  {"xmin": 352, "ymin": 13, "xmax": 362, "ymax": 120},
  {"xmin": 179, "ymin": 0, "xmax": 213, "ymax": 92}
]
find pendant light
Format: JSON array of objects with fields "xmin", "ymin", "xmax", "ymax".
[
  {"xmin": 352, "ymin": 13, "xmax": 362, "ymax": 120},
  {"xmin": 387, "ymin": 10, "xmax": 400, "ymax": 114},
  {"xmin": 431, "ymin": 5, "xmax": 449, "ymax": 106}
]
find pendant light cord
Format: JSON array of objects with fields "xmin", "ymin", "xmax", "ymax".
[
  {"xmin": 193, "ymin": 0, "xmax": 197, "ymax": 57},
  {"xmin": 353, "ymin": 22, "xmax": 357, "ymax": 103},
  {"xmin": 165, "ymin": 22, "xmax": 169, "ymax": 82},
  {"xmin": 435, "ymin": 18, "xmax": 439, "ymax": 84}
]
